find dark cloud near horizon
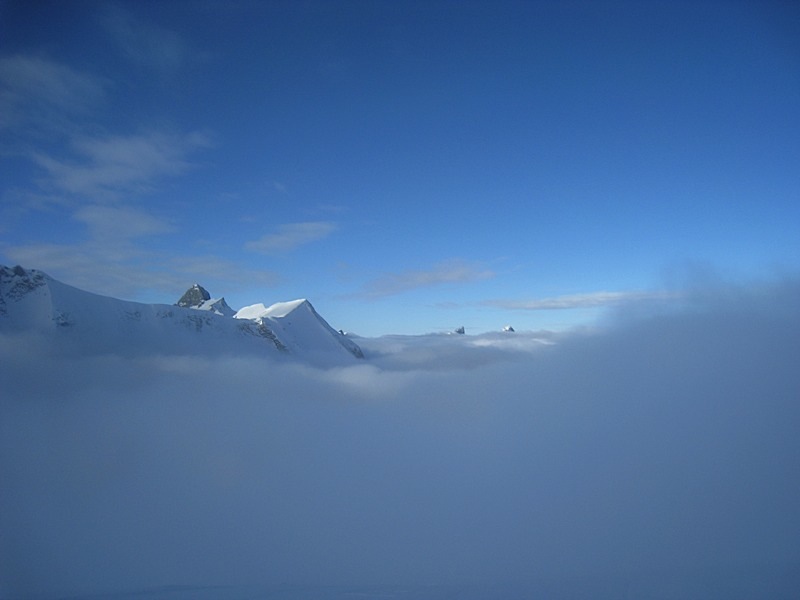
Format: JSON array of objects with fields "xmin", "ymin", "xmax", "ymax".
[{"xmin": 1, "ymin": 278, "xmax": 800, "ymax": 599}]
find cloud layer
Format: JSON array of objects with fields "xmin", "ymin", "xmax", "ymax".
[
  {"xmin": 2, "ymin": 277, "xmax": 799, "ymax": 599},
  {"xmin": 484, "ymin": 289, "xmax": 679, "ymax": 310}
]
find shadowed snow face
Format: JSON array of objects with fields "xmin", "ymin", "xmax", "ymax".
[{"xmin": 2, "ymin": 278, "xmax": 800, "ymax": 599}]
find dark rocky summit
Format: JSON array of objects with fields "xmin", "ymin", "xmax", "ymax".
[{"xmin": 176, "ymin": 284, "xmax": 211, "ymax": 308}]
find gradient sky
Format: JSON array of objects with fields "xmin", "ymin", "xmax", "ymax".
[{"xmin": 1, "ymin": 0, "xmax": 798, "ymax": 335}]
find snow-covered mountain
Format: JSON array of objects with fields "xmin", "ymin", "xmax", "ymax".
[
  {"xmin": 0, "ymin": 265, "xmax": 362, "ymax": 365},
  {"xmin": 176, "ymin": 283, "xmax": 236, "ymax": 317},
  {"xmin": 235, "ymin": 299, "xmax": 364, "ymax": 359}
]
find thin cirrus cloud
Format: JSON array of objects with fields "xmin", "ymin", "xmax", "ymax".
[
  {"xmin": 0, "ymin": 41, "xmax": 205, "ymax": 197},
  {"xmin": 0, "ymin": 53, "xmax": 209, "ymax": 203},
  {"xmin": 4, "ymin": 242, "xmax": 173, "ymax": 300},
  {"xmin": 31, "ymin": 130, "xmax": 211, "ymax": 199},
  {"xmin": 484, "ymin": 290, "xmax": 678, "ymax": 311},
  {"xmin": 5, "ymin": 202, "xmax": 279, "ymax": 300},
  {"xmin": 0, "ymin": 55, "xmax": 107, "ymax": 130},
  {"xmin": 4, "ymin": 203, "xmax": 174, "ymax": 297},
  {"xmin": 360, "ymin": 259, "xmax": 495, "ymax": 299},
  {"xmin": 5, "ymin": 238, "xmax": 279, "ymax": 302},
  {"xmin": 245, "ymin": 222, "xmax": 338, "ymax": 254},
  {"xmin": 3, "ymin": 184, "xmax": 281, "ymax": 301},
  {"xmin": 98, "ymin": 4, "xmax": 190, "ymax": 72}
]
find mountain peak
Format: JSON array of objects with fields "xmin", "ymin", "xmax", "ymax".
[
  {"xmin": 175, "ymin": 284, "xmax": 236, "ymax": 317},
  {"xmin": 176, "ymin": 284, "xmax": 211, "ymax": 308},
  {"xmin": 1, "ymin": 265, "xmax": 49, "ymax": 313}
]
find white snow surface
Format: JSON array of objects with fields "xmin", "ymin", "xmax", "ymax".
[
  {"xmin": 236, "ymin": 299, "xmax": 364, "ymax": 360},
  {"xmin": 0, "ymin": 265, "xmax": 362, "ymax": 365},
  {"xmin": 240, "ymin": 298, "xmax": 310, "ymax": 318},
  {"xmin": 194, "ymin": 297, "xmax": 236, "ymax": 317}
]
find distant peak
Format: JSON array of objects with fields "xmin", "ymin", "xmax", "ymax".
[{"xmin": 176, "ymin": 284, "xmax": 211, "ymax": 308}]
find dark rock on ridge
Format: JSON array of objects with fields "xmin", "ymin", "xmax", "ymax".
[{"xmin": 176, "ymin": 284, "xmax": 211, "ymax": 308}]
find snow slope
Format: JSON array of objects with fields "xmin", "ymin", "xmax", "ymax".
[
  {"xmin": 0, "ymin": 265, "xmax": 362, "ymax": 364},
  {"xmin": 235, "ymin": 299, "xmax": 364, "ymax": 360}
]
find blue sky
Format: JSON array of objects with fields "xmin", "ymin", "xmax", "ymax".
[{"xmin": 1, "ymin": 0, "xmax": 798, "ymax": 335}]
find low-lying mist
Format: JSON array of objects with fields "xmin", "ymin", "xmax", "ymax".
[{"xmin": 2, "ymin": 277, "xmax": 799, "ymax": 599}]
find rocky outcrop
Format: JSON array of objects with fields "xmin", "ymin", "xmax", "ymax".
[{"xmin": 176, "ymin": 284, "xmax": 211, "ymax": 308}]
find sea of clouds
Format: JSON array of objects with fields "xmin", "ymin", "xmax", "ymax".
[{"xmin": 2, "ymin": 276, "xmax": 799, "ymax": 599}]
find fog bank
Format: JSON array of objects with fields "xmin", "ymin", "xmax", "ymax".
[{"xmin": 2, "ymin": 278, "xmax": 799, "ymax": 599}]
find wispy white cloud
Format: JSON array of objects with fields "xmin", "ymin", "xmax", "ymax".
[
  {"xmin": 0, "ymin": 55, "xmax": 106, "ymax": 131},
  {"xmin": 361, "ymin": 259, "xmax": 495, "ymax": 299},
  {"xmin": 98, "ymin": 4, "xmax": 190, "ymax": 72},
  {"xmin": 245, "ymin": 222, "xmax": 338, "ymax": 254},
  {"xmin": 4, "ymin": 240, "xmax": 279, "ymax": 302},
  {"xmin": 0, "ymin": 53, "xmax": 209, "ymax": 205},
  {"xmin": 3, "ymin": 203, "xmax": 278, "ymax": 300},
  {"xmin": 3, "ymin": 204, "xmax": 172, "ymax": 294},
  {"xmin": 5, "ymin": 242, "xmax": 157, "ymax": 297},
  {"xmin": 31, "ymin": 130, "xmax": 211, "ymax": 199},
  {"xmin": 484, "ymin": 290, "xmax": 679, "ymax": 310}
]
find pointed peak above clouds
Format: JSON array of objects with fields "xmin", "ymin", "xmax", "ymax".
[
  {"xmin": 176, "ymin": 283, "xmax": 211, "ymax": 307},
  {"xmin": 176, "ymin": 284, "xmax": 235, "ymax": 317}
]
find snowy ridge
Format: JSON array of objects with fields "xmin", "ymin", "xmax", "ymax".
[
  {"xmin": 0, "ymin": 265, "xmax": 362, "ymax": 365},
  {"xmin": 177, "ymin": 283, "xmax": 235, "ymax": 317},
  {"xmin": 192, "ymin": 296, "xmax": 236, "ymax": 317},
  {"xmin": 235, "ymin": 299, "xmax": 364, "ymax": 359}
]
